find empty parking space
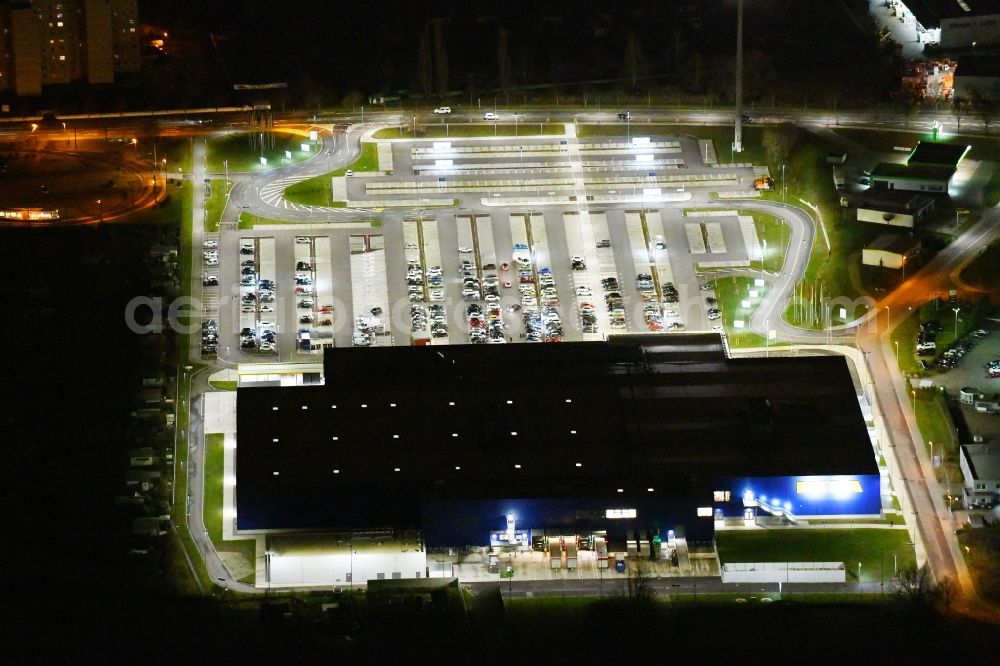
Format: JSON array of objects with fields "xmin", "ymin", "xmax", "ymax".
[
  {"xmin": 561, "ymin": 211, "xmax": 610, "ymax": 341},
  {"xmin": 292, "ymin": 237, "xmax": 336, "ymax": 355},
  {"xmin": 350, "ymin": 235, "xmax": 390, "ymax": 347}
]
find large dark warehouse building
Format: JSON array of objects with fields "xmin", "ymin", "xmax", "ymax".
[{"xmin": 234, "ymin": 334, "xmax": 882, "ymax": 553}]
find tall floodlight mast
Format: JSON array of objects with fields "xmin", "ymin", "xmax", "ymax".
[{"xmin": 733, "ymin": 0, "xmax": 744, "ymax": 154}]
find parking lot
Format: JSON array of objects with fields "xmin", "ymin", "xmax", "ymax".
[{"xmin": 208, "ymin": 129, "xmax": 771, "ymax": 359}]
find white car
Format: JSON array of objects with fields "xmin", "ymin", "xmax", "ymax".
[
  {"xmin": 345, "ymin": 169, "xmax": 354, "ymax": 176},
  {"xmin": 575, "ymin": 285, "xmax": 592, "ymax": 296},
  {"xmin": 483, "ymin": 112, "xmax": 499, "ymax": 121},
  {"xmin": 295, "ymin": 237, "xmax": 310, "ymax": 244},
  {"xmin": 203, "ymin": 240, "xmax": 218, "ymax": 249},
  {"xmin": 430, "ymin": 290, "xmax": 445, "ymax": 302},
  {"xmin": 433, "ymin": 106, "xmax": 452, "ymax": 114},
  {"xmin": 458, "ymin": 246, "xmax": 473, "ymax": 253}
]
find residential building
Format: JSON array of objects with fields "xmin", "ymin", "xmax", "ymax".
[
  {"xmin": 857, "ymin": 193, "xmax": 936, "ymax": 228},
  {"xmin": 959, "ymin": 443, "xmax": 1000, "ymax": 508},
  {"xmin": 903, "ymin": 0, "xmax": 1000, "ymax": 48},
  {"xmin": 954, "ymin": 54, "xmax": 1000, "ymax": 100},
  {"xmin": 0, "ymin": 0, "xmax": 139, "ymax": 96},
  {"xmin": 862, "ymin": 233, "xmax": 922, "ymax": 269}
]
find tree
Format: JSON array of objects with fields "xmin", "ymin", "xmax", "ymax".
[
  {"xmin": 432, "ymin": 18, "xmax": 449, "ymax": 97},
  {"xmin": 626, "ymin": 559, "xmax": 656, "ymax": 604},
  {"xmin": 970, "ymin": 90, "xmax": 997, "ymax": 135},
  {"xmin": 895, "ymin": 564, "xmax": 955, "ymax": 608},
  {"xmin": 497, "ymin": 28, "xmax": 512, "ymax": 92},
  {"xmin": 761, "ymin": 123, "xmax": 802, "ymax": 168},
  {"xmin": 418, "ymin": 24, "xmax": 433, "ymax": 96},
  {"xmin": 952, "ymin": 97, "xmax": 969, "ymax": 133},
  {"xmin": 623, "ymin": 34, "xmax": 646, "ymax": 90}
]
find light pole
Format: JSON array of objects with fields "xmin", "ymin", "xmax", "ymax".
[
  {"xmin": 762, "ymin": 239, "xmax": 767, "ymax": 278},
  {"xmin": 781, "ymin": 163, "xmax": 786, "ymax": 203},
  {"xmin": 224, "ymin": 160, "xmax": 229, "ymax": 195},
  {"xmin": 911, "ymin": 390, "xmax": 916, "ymax": 416},
  {"xmin": 894, "ymin": 340, "xmax": 899, "ymax": 366},
  {"xmin": 412, "ymin": 115, "xmax": 416, "ymax": 137},
  {"xmin": 97, "ymin": 198, "xmax": 103, "ymax": 222},
  {"xmin": 952, "ymin": 307, "xmax": 960, "ymax": 341}
]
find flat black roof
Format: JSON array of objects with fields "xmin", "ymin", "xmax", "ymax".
[
  {"xmin": 907, "ymin": 141, "xmax": 969, "ymax": 167},
  {"xmin": 857, "ymin": 192, "xmax": 935, "ymax": 214},
  {"xmin": 236, "ymin": 335, "xmax": 877, "ymax": 532},
  {"xmin": 956, "ymin": 54, "xmax": 1000, "ymax": 78},
  {"xmin": 871, "ymin": 162, "xmax": 956, "ymax": 182},
  {"xmin": 866, "ymin": 233, "xmax": 922, "ymax": 254},
  {"xmin": 906, "ymin": 0, "xmax": 1000, "ymax": 27}
]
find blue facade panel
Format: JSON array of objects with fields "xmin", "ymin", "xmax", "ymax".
[
  {"xmin": 716, "ymin": 475, "xmax": 882, "ymax": 517},
  {"xmin": 420, "ymin": 496, "xmax": 714, "ymax": 547}
]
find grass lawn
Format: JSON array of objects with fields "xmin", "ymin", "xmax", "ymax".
[
  {"xmin": 984, "ymin": 165, "xmax": 1000, "ymax": 208},
  {"xmin": 960, "ymin": 242, "xmax": 1000, "ymax": 292},
  {"xmin": 959, "ymin": 526, "xmax": 1000, "ymax": 605},
  {"xmin": 751, "ymin": 212, "xmax": 790, "ymax": 273},
  {"xmin": 209, "ymin": 380, "xmax": 237, "ymax": 390},
  {"xmin": 372, "ymin": 123, "xmax": 565, "ymax": 139},
  {"xmin": 284, "ymin": 142, "xmax": 378, "ymax": 206},
  {"xmin": 715, "ymin": 529, "xmax": 916, "ymax": 583},
  {"xmin": 162, "ymin": 529, "xmax": 202, "ymax": 596},
  {"xmin": 913, "ymin": 388, "xmax": 962, "ymax": 486},
  {"xmin": 203, "ymin": 180, "xmax": 228, "ymax": 233},
  {"xmin": 172, "ymin": 365, "xmax": 214, "ymax": 594},
  {"xmin": 203, "ymin": 432, "xmax": 257, "ymax": 580},
  {"xmin": 205, "ymin": 131, "xmax": 315, "ymax": 173},
  {"xmin": 892, "ymin": 300, "xmax": 979, "ymax": 376},
  {"xmin": 710, "ymin": 275, "xmax": 770, "ymax": 349}
]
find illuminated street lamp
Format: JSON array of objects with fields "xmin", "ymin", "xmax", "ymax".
[
  {"xmin": 952, "ymin": 307, "xmax": 960, "ymax": 340},
  {"xmin": 97, "ymin": 198, "xmax": 103, "ymax": 222}
]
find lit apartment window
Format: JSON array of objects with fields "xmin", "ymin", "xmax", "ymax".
[
  {"xmin": 57, "ymin": 21, "xmax": 63, "ymax": 27},
  {"xmin": 59, "ymin": 55, "xmax": 65, "ymax": 61},
  {"xmin": 713, "ymin": 490, "xmax": 731, "ymax": 502}
]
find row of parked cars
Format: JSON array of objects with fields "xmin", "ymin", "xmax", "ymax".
[
  {"xmin": 201, "ymin": 238, "xmax": 220, "ymax": 355},
  {"xmin": 411, "ymin": 304, "xmax": 449, "ymax": 339},
  {"xmin": 202, "ymin": 319, "xmax": 218, "ymax": 355},
  {"xmin": 602, "ymin": 276, "xmax": 627, "ymax": 331},
  {"xmin": 468, "ymin": 302, "xmax": 507, "ymax": 343},
  {"xmin": 936, "ymin": 327, "xmax": 990, "ymax": 370},
  {"xmin": 523, "ymin": 305, "xmax": 561, "ymax": 343},
  {"xmin": 238, "ymin": 240, "xmax": 277, "ymax": 353},
  {"xmin": 242, "ymin": 321, "xmax": 277, "ymax": 353}
]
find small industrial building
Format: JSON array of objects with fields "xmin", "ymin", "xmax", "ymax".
[
  {"xmin": 233, "ymin": 335, "xmax": 881, "ymax": 585},
  {"xmin": 903, "ymin": 0, "xmax": 1000, "ymax": 49},
  {"xmin": 870, "ymin": 140, "xmax": 969, "ymax": 194},
  {"xmin": 959, "ymin": 444, "xmax": 1000, "ymax": 508},
  {"xmin": 862, "ymin": 234, "xmax": 923, "ymax": 269},
  {"xmin": 954, "ymin": 54, "xmax": 1000, "ymax": 101},
  {"xmin": 857, "ymin": 193, "xmax": 936, "ymax": 228}
]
